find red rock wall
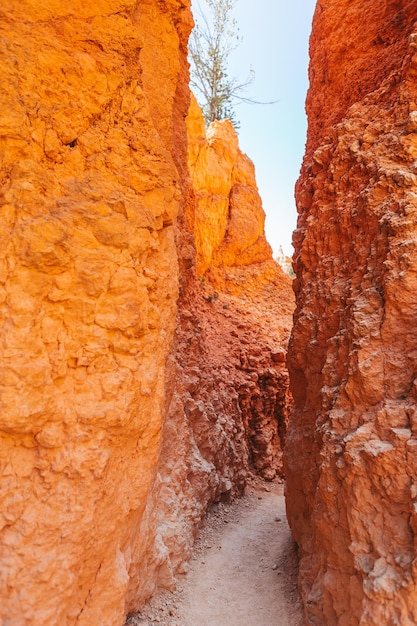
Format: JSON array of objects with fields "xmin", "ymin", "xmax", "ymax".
[
  {"xmin": 185, "ymin": 96, "xmax": 294, "ymax": 480},
  {"xmin": 286, "ymin": 1, "xmax": 417, "ymax": 623},
  {"xmin": 186, "ymin": 94, "xmax": 276, "ymax": 296}
]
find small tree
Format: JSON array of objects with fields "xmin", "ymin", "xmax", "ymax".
[{"xmin": 189, "ymin": 0, "xmax": 254, "ymax": 127}]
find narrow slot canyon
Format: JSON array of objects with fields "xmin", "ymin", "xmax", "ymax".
[
  {"xmin": 2, "ymin": 1, "xmax": 417, "ymax": 625},
  {"xmin": 124, "ymin": 93, "xmax": 299, "ymax": 624}
]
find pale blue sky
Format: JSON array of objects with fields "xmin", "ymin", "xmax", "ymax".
[{"xmin": 191, "ymin": 0, "xmax": 317, "ymax": 257}]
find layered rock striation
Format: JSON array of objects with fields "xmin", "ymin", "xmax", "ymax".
[
  {"xmin": 0, "ymin": 3, "xmax": 293, "ymax": 624},
  {"xmin": 286, "ymin": 1, "xmax": 417, "ymax": 623}
]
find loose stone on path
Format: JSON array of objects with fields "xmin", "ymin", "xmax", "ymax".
[{"xmin": 128, "ymin": 479, "xmax": 303, "ymax": 626}]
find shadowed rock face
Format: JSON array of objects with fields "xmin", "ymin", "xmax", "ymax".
[
  {"xmin": 184, "ymin": 95, "xmax": 294, "ymax": 481},
  {"xmin": 0, "ymin": 3, "xmax": 293, "ymax": 624},
  {"xmin": 285, "ymin": 1, "xmax": 417, "ymax": 623}
]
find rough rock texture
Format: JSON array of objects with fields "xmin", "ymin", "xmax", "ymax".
[
  {"xmin": 0, "ymin": 1, "xmax": 192, "ymax": 624},
  {"xmin": 185, "ymin": 96, "xmax": 294, "ymax": 479},
  {"xmin": 186, "ymin": 94, "xmax": 283, "ymax": 297},
  {"xmin": 285, "ymin": 1, "xmax": 417, "ymax": 624},
  {"xmin": 0, "ymin": 3, "xmax": 293, "ymax": 624}
]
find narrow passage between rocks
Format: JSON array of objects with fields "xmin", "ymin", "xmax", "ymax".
[{"xmin": 129, "ymin": 480, "xmax": 303, "ymax": 626}]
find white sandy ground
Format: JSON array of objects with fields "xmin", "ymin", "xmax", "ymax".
[{"xmin": 127, "ymin": 479, "xmax": 304, "ymax": 626}]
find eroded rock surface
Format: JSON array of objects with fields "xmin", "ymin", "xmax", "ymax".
[
  {"xmin": 285, "ymin": 1, "xmax": 417, "ymax": 624},
  {"xmin": 186, "ymin": 94, "xmax": 281, "ymax": 297},
  {"xmin": 0, "ymin": 3, "xmax": 293, "ymax": 624},
  {"xmin": 185, "ymin": 96, "xmax": 294, "ymax": 480},
  {"xmin": 0, "ymin": 1, "xmax": 191, "ymax": 624}
]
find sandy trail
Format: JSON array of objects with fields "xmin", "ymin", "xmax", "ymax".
[{"xmin": 128, "ymin": 480, "xmax": 304, "ymax": 626}]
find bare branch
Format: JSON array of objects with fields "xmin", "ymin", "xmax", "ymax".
[
  {"xmin": 189, "ymin": 0, "xmax": 249, "ymax": 127},
  {"xmin": 189, "ymin": 0, "xmax": 277, "ymax": 128}
]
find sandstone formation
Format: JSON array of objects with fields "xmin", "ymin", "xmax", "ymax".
[
  {"xmin": 0, "ymin": 3, "xmax": 293, "ymax": 624},
  {"xmin": 0, "ymin": 1, "xmax": 191, "ymax": 623},
  {"xmin": 285, "ymin": 1, "xmax": 417, "ymax": 624},
  {"xmin": 185, "ymin": 94, "xmax": 294, "ymax": 479}
]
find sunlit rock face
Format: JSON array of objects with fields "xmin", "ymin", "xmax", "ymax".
[
  {"xmin": 0, "ymin": 1, "xmax": 192, "ymax": 623},
  {"xmin": 285, "ymin": 0, "xmax": 417, "ymax": 623},
  {"xmin": 186, "ymin": 93, "xmax": 284, "ymax": 298}
]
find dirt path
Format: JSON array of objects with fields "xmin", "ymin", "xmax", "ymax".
[{"xmin": 128, "ymin": 480, "xmax": 304, "ymax": 626}]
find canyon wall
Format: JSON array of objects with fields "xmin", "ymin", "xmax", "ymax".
[
  {"xmin": 186, "ymin": 94, "xmax": 282, "ymax": 298},
  {"xmin": 285, "ymin": 0, "xmax": 417, "ymax": 624},
  {"xmin": 0, "ymin": 1, "xmax": 190, "ymax": 623},
  {"xmin": 0, "ymin": 3, "xmax": 293, "ymax": 624},
  {"xmin": 132, "ymin": 98, "xmax": 294, "ymax": 615}
]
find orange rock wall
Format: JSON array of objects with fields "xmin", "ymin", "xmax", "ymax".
[
  {"xmin": 286, "ymin": 1, "xmax": 417, "ymax": 623},
  {"xmin": 186, "ymin": 94, "xmax": 279, "ymax": 296},
  {"xmin": 185, "ymin": 96, "xmax": 294, "ymax": 479},
  {"xmin": 0, "ymin": 3, "xmax": 294, "ymax": 624},
  {"xmin": 0, "ymin": 1, "xmax": 192, "ymax": 624},
  {"xmin": 137, "ymin": 102, "xmax": 295, "ymax": 608}
]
